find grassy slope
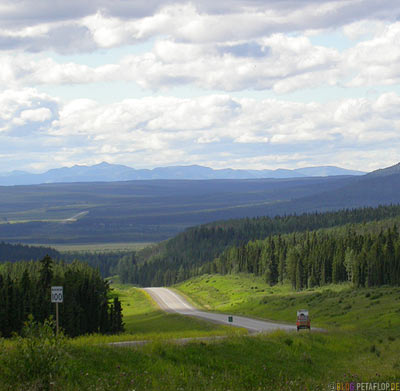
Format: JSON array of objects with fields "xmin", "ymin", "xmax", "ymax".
[
  {"xmin": 175, "ymin": 274, "xmax": 400, "ymax": 380},
  {"xmin": 55, "ymin": 277, "xmax": 400, "ymax": 387},
  {"xmin": 176, "ymin": 274, "xmax": 400, "ymax": 335},
  {"xmin": 2, "ymin": 278, "xmax": 400, "ymax": 390}
]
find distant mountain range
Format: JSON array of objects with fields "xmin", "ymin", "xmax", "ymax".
[
  {"xmin": 0, "ymin": 161, "xmax": 398, "ymax": 244},
  {"xmin": 0, "ymin": 162, "xmax": 366, "ymax": 186}
]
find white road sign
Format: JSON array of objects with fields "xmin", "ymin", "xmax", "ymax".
[{"xmin": 51, "ymin": 286, "xmax": 63, "ymax": 303}]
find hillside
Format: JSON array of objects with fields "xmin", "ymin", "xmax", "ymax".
[
  {"xmin": 365, "ymin": 161, "xmax": 400, "ymax": 178},
  {"xmin": 130, "ymin": 204, "xmax": 400, "ymax": 286}
]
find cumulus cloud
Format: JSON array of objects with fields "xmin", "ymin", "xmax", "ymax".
[
  {"xmin": 0, "ymin": 89, "xmax": 399, "ymax": 172},
  {"xmin": 19, "ymin": 107, "xmax": 52, "ymax": 122},
  {"xmin": 0, "ymin": 1, "xmax": 399, "ymax": 173},
  {"xmin": 4, "ymin": 19, "xmax": 400, "ymax": 94},
  {"xmin": 0, "ymin": 34, "xmax": 343, "ymax": 93},
  {"xmin": 0, "ymin": 2, "xmax": 398, "ymax": 95},
  {"xmin": 345, "ymin": 22, "xmax": 400, "ymax": 87},
  {"xmin": 1, "ymin": 1, "xmax": 400, "ymax": 52}
]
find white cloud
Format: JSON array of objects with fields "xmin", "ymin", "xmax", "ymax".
[
  {"xmin": 1, "ymin": 1, "xmax": 400, "ymax": 53},
  {"xmin": 19, "ymin": 107, "xmax": 52, "ymax": 122},
  {"xmin": 342, "ymin": 20, "xmax": 386, "ymax": 40},
  {"xmin": 0, "ymin": 34, "xmax": 342, "ymax": 93},
  {"xmin": 0, "ymin": 1, "xmax": 399, "ymax": 173},
  {"xmin": 1, "ymin": 89, "xmax": 399, "ymax": 172},
  {"xmin": 346, "ymin": 22, "xmax": 400, "ymax": 87},
  {"xmin": 0, "ymin": 13, "xmax": 399, "ymax": 96},
  {"xmin": 0, "ymin": 88, "xmax": 58, "ymax": 131}
]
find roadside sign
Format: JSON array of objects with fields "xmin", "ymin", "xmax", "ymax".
[
  {"xmin": 51, "ymin": 286, "xmax": 63, "ymax": 335},
  {"xmin": 51, "ymin": 286, "xmax": 63, "ymax": 303}
]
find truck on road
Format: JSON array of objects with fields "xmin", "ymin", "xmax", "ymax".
[{"xmin": 296, "ymin": 309, "xmax": 310, "ymax": 331}]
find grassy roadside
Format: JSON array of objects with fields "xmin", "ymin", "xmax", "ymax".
[
  {"xmin": 176, "ymin": 274, "xmax": 400, "ymax": 332},
  {"xmin": 1, "ymin": 277, "xmax": 399, "ymax": 390},
  {"xmin": 71, "ymin": 282, "xmax": 244, "ymax": 346},
  {"xmin": 2, "ymin": 327, "xmax": 398, "ymax": 390},
  {"xmin": 174, "ymin": 274, "xmax": 400, "ymax": 382}
]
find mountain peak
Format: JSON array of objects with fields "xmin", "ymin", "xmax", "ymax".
[{"xmin": 95, "ymin": 161, "xmax": 112, "ymax": 167}]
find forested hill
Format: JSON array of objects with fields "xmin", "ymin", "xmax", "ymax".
[
  {"xmin": 0, "ymin": 242, "xmax": 60, "ymax": 262},
  {"xmin": 131, "ymin": 204, "xmax": 400, "ymax": 286},
  {"xmin": 201, "ymin": 220, "xmax": 400, "ymax": 289}
]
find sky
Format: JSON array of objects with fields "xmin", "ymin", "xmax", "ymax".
[{"xmin": 0, "ymin": 0, "xmax": 400, "ymax": 173}]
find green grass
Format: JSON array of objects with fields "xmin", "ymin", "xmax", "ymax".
[
  {"xmin": 176, "ymin": 274, "xmax": 400, "ymax": 336},
  {"xmin": 55, "ymin": 242, "xmax": 153, "ymax": 252},
  {"xmin": 2, "ymin": 330, "xmax": 399, "ymax": 391},
  {"xmin": 71, "ymin": 282, "xmax": 244, "ymax": 346},
  {"xmin": 173, "ymin": 274, "xmax": 400, "ymax": 386},
  {"xmin": 2, "ymin": 276, "xmax": 400, "ymax": 390}
]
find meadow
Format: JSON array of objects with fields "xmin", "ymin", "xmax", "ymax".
[{"xmin": 53, "ymin": 242, "xmax": 152, "ymax": 253}]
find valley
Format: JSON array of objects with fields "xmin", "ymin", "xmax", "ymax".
[
  {"xmin": 1, "ymin": 167, "xmax": 400, "ymax": 390},
  {"xmin": 2, "ymin": 0, "xmax": 400, "ymax": 388},
  {"xmin": 0, "ymin": 170, "xmax": 398, "ymax": 244},
  {"xmin": 0, "ymin": 176, "xmax": 355, "ymax": 243}
]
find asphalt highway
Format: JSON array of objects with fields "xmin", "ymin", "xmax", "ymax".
[{"xmin": 144, "ymin": 287, "xmax": 298, "ymax": 333}]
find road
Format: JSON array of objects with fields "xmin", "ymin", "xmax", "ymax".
[
  {"xmin": 144, "ymin": 287, "xmax": 298, "ymax": 333},
  {"xmin": 62, "ymin": 211, "xmax": 89, "ymax": 223}
]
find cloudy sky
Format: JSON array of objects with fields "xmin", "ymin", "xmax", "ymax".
[{"xmin": 1, "ymin": 0, "xmax": 400, "ymax": 173}]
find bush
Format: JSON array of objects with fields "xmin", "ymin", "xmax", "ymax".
[{"xmin": 0, "ymin": 315, "xmax": 69, "ymax": 391}]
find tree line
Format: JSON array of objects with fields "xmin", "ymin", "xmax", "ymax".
[
  {"xmin": 0, "ymin": 242, "xmax": 60, "ymax": 263},
  {"xmin": 202, "ymin": 224, "xmax": 400, "ymax": 289},
  {"xmin": 0, "ymin": 241, "xmax": 137, "ymax": 278},
  {"xmin": 128, "ymin": 205, "xmax": 400, "ymax": 287},
  {"xmin": 0, "ymin": 256, "xmax": 123, "ymax": 338}
]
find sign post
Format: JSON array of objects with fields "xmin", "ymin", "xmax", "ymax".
[{"xmin": 51, "ymin": 286, "xmax": 63, "ymax": 335}]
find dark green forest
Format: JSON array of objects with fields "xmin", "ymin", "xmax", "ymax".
[
  {"xmin": 127, "ymin": 204, "xmax": 400, "ymax": 287},
  {"xmin": 0, "ymin": 242, "xmax": 60, "ymax": 263},
  {"xmin": 0, "ymin": 241, "xmax": 131, "ymax": 278},
  {"xmin": 0, "ymin": 256, "xmax": 123, "ymax": 338},
  {"xmin": 62, "ymin": 251, "xmax": 127, "ymax": 278},
  {"xmin": 203, "ymin": 224, "xmax": 400, "ymax": 289}
]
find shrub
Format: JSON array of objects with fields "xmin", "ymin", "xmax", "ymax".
[
  {"xmin": 370, "ymin": 344, "xmax": 376, "ymax": 353},
  {"xmin": 284, "ymin": 338, "xmax": 293, "ymax": 347},
  {"xmin": 0, "ymin": 315, "xmax": 69, "ymax": 391}
]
